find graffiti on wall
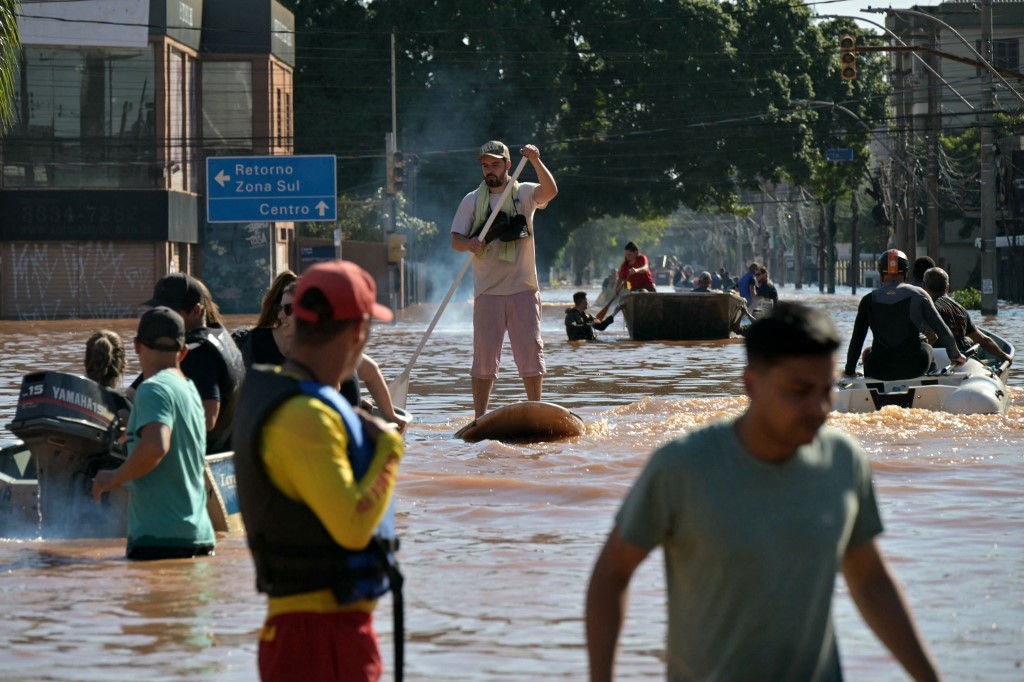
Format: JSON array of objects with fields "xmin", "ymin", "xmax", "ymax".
[
  {"xmin": 204, "ymin": 222, "xmax": 273, "ymax": 315},
  {"xmin": 6, "ymin": 242, "xmax": 148, "ymax": 320}
]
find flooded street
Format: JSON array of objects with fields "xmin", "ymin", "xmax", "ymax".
[{"xmin": 1, "ymin": 285, "xmax": 1022, "ymax": 680}]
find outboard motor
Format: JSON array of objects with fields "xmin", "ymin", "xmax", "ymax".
[{"xmin": 6, "ymin": 372, "xmax": 128, "ymax": 538}]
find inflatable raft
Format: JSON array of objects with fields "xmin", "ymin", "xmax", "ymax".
[{"xmin": 832, "ymin": 329, "xmax": 1014, "ymax": 415}]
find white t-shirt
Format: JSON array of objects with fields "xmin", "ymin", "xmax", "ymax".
[{"xmin": 450, "ymin": 182, "xmax": 547, "ymax": 297}]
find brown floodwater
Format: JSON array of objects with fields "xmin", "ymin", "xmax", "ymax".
[{"xmin": 0, "ymin": 286, "xmax": 1021, "ymax": 681}]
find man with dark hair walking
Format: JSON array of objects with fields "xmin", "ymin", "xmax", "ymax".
[{"xmin": 586, "ymin": 302, "xmax": 942, "ymax": 682}]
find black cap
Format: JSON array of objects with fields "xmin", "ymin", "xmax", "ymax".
[
  {"xmin": 136, "ymin": 307, "xmax": 185, "ymax": 351},
  {"xmin": 144, "ymin": 273, "xmax": 202, "ymax": 311}
]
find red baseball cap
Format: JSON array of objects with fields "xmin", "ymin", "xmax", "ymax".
[{"xmin": 293, "ymin": 260, "xmax": 394, "ymax": 323}]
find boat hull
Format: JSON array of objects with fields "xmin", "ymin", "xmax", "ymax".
[
  {"xmin": 620, "ymin": 291, "xmax": 746, "ymax": 341},
  {"xmin": 833, "ymin": 328, "xmax": 1014, "ymax": 415},
  {"xmin": 4, "ymin": 371, "xmax": 238, "ymax": 538}
]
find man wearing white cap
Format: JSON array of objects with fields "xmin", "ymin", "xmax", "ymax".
[{"xmin": 450, "ymin": 140, "xmax": 559, "ymax": 417}]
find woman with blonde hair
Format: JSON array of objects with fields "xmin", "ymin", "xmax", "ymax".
[{"xmin": 84, "ymin": 330, "xmax": 127, "ymax": 388}]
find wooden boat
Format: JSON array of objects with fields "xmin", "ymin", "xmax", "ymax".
[
  {"xmin": 618, "ymin": 291, "xmax": 748, "ymax": 341},
  {"xmin": 3, "ymin": 371, "xmax": 239, "ymax": 538},
  {"xmin": 832, "ymin": 329, "xmax": 1015, "ymax": 415}
]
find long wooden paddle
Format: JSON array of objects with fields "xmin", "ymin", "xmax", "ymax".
[
  {"xmin": 594, "ymin": 279, "xmax": 625, "ymax": 322},
  {"xmin": 387, "ymin": 156, "xmax": 529, "ymax": 410}
]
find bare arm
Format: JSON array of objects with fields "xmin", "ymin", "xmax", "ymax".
[
  {"xmin": 967, "ymin": 330, "xmax": 1012, "ymax": 363},
  {"xmin": 202, "ymin": 397, "xmax": 220, "ymax": 432},
  {"xmin": 451, "ymin": 231, "xmax": 484, "ymax": 255},
  {"xmin": 842, "ymin": 540, "xmax": 941, "ymax": 682},
  {"xmin": 91, "ymin": 422, "xmax": 171, "ymax": 500},
  {"xmin": 522, "ymin": 144, "xmax": 558, "ymax": 206},
  {"xmin": 585, "ymin": 526, "xmax": 650, "ymax": 682},
  {"xmin": 357, "ymin": 354, "xmax": 409, "ymax": 432}
]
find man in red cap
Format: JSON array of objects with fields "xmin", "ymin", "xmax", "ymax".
[
  {"xmin": 233, "ymin": 260, "xmax": 404, "ymax": 682},
  {"xmin": 450, "ymin": 139, "xmax": 559, "ymax": 417}
]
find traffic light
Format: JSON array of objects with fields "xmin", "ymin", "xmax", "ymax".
[
  {"xmin": 386, "ymin": 150, "xmax": 405, "ymax": 194},
  {"xmin": 839, "ymin": 35, "xmax": 857, "ymax": 81}
]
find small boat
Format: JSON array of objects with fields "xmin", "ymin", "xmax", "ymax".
[
  {"xmin": 454, "ymin": 401, "xmax": 584, "ymax": 443},
  {"xmin": 0, "ymin": 440, "xmax": 39, "ymax": 537},
  {"xmin": 3, "ymin": 371, "xmax": 239, "ymax": 539},
  {"xmin": 832, "ymin": 329, "xmax": 1015, "ymax": 415},
  {"xmin": 618, "ymin": 291, "xmax": 748, "ymax": 341}
]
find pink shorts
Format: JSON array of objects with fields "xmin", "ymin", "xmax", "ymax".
[
  {"xmin": 472, "ymin": 290, "xmax": 545, "ymax": 379},
  {"xmin": 259, "ymin": 610, "xmax": 382, "ymax": 682}
]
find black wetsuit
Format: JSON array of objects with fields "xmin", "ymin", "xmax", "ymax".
[
  {"xmin": 565, "ymin": 307, "xmax": 615, "ymax": 341},
  {"xmin": 845, "ymin": 282, "xmax": 960, "ymax": 380}
]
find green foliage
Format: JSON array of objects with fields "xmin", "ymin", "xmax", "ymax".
[
  {"xmin": 0, "ymin": 0, "xmax": 21, "ymax": 132},
  {"xmin": 278, "ymin": 0, "xmax": 892, "ymax": 270},
  {"xmin": 558, "ymin": 215, "xmax": 668, "ymax": 284},
  {"xmin": 299, "ymin": 192, "xmax": 437, "ymax": 250},
  {"xmin": 951, "ymin": 287, "xmax": 981, "ymax": 310}
]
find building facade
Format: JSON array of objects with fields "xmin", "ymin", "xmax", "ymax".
[{"xmin": 0, "ymin": 0, "xmax": 296, "ymax": 318}]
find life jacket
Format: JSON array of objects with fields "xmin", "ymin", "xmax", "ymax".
[
  {"xmin": 232, "ymin": 367, "xmax": 400, "ymax": 604},
  {"xmin": 187, "ymin": 325, "xmax": 245, "ymax": 453}
]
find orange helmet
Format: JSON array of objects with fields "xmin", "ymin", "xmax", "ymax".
[{"xmin": 878, "ymin": 249, "xmax": 908, "ymax": 276}]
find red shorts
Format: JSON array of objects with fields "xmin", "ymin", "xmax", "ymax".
[{"xmin": 258, "ymin": 611, "xmax": 382, "ymax": 682}]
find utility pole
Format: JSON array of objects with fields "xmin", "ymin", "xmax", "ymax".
[
  {"xmin": 868, "ymin": 5, "xmax": 1004, "ymax": 314},
  {"xmin": 926, "ymin": 26, "xmax": 941, "ymax": 260},
  {"xmin": 979, "ymin": 0, "xmax": 998, "ymax": 314}
]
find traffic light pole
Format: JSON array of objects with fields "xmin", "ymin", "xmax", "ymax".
[{"xmin": 979, "ymin": 0, "xmax": 998, "ymax": 314}]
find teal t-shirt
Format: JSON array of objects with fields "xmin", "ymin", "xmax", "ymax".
[
  {"xmin": 125, "ymin": 369, "xmax": 215, "ymax": 551},
  {"xmin": 617, "ymin": 417, "xmax": 882, "ymax": 682}
]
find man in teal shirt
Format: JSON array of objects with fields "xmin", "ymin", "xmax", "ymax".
[
  {"xmin": 92, "ymin": 307, "xmax": 215, "ymax": 560},
  {"xmin": 586, "ymin": 302, "xmax": 940, "ymax": 681}
]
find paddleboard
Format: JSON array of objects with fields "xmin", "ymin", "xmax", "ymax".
[{"xmin": 455, "ymin": 401, "xmax": 585, "ymax": 443}]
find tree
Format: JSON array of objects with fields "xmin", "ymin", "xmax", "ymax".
[{"xmin": 0, "ymin": 0, "xmax": 21, "ymax": 132}]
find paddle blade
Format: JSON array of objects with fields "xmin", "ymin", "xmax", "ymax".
[{"xmin": 388, "ymin": 371, "xmax": 410, "ymax": 411}]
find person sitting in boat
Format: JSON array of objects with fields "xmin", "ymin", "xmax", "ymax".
[
  {"xmin": 85, "ymin": 329, "xmax": 133, "ymax": 439},
  {"xmin": 692, "ymin": 271, "xmax": 714, "ymax": 293},
  {"xmin": 140, "ymin": 273, "xmax": 245, "ymax": 454},
  {"xmin": 751, "ymin": 266, "xmax": 779, "ymax": 312},
  {"xmin": 718, "ymin": 267, "xmax": 735, "ymax": 293},
  {"xmin": 921, "ymin": 267, "xmax": 1013, "ymax": 364},
  {"xmin": 736, "ymin": 262, "xmax": 759, "ymax": 305},
  {"xmin": 233, "ymin": 270, "xmax": 298, "ymax": 367},
  {"xmin": 910, "ymin": 256, "xmax": 935, "ymax": 289},
  {"xmin": 674, "ymin": 264, "xmax": 694, "ymax": 290},
  {"xmin": 91, "ymin": 307, "xmax": 215, "ymax": 561},
  {"xmin": 617, "ymin": 242, "xmax": 656, "ymax": 293},
  {"xmin": 844, "ymin": 250, "xmax": 966, "ymax": 380},
  {"xmin": 565, "ymin": 291, "xmax": 616, "ymax": 341}
]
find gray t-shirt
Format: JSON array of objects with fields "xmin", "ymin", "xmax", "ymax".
[{"xmin": 617, "ymin": 418, "xmax": 882, "ymax": 681}]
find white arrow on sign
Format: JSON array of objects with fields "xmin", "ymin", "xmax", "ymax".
[
  {"xmin": 316, "ymin": 201, "xmax": 329, "ymax": 217},
  {"xmin": 215, "ymin": 170, "xmax": 231, "ymax": 187}
]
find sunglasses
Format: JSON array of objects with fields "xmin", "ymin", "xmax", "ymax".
[{"xmin": 279, "ymin": 303, "xmax": 294, "ymax": 316}]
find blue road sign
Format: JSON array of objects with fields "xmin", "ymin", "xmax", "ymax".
[
  {"xmin": 206, "ymin": 154, "xmax": 337, "ymax": 223},
  {"xmin": 825, "ymin": 148, "xmax": 854, "ymax": 163}
]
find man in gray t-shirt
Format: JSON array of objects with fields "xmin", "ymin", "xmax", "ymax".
[{"xmin": 586, "ymin": 303, "xmax": 940, "ymax": 682}]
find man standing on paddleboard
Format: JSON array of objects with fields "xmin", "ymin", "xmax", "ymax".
[
  {"xmin": 586, "ymin": 302, "xmax": 942, "ymax": 682},
  {"xmin": 450, "ymin": 140, "xmax": 558, "ymax": 417}
]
